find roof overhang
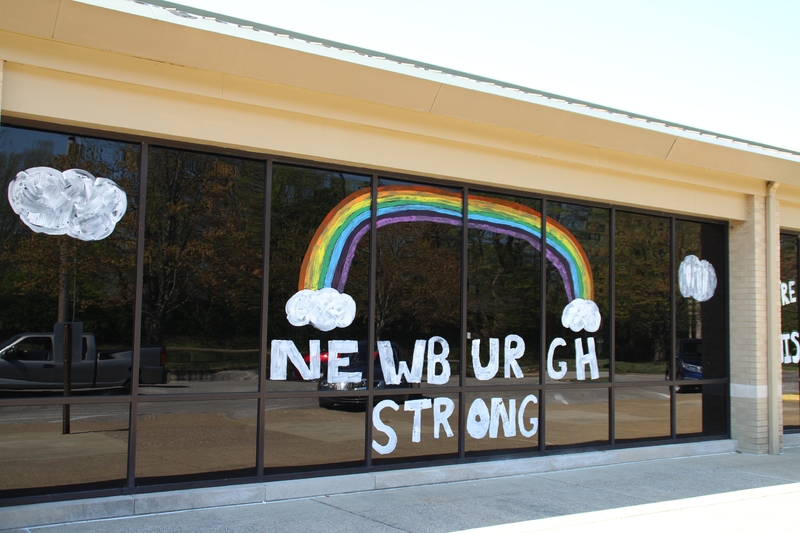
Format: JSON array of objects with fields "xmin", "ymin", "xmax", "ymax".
[{"xmin": 1, "ymin": 0, "xmax": 799, "ymax": 186}]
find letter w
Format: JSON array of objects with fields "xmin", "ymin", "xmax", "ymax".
[{"xmin": 378, "ymin": 340, "xmax": 424, "ymax": 384}]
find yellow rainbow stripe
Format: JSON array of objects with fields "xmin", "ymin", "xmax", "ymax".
[{"xmin": 299, "ymin": 185, "xmax": 593, "ymax": 301}]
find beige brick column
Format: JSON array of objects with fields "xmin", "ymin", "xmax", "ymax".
[
  {"xmin": 766, "ymin": 184, "xmax": 783, "ymax": 453},
  {"xmin": 729, "ymin": 193, "xmax": 782, "ymax": 453}
]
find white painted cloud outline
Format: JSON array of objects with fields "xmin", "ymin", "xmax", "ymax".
[
  {"xmin": 678, "ymin": 254, "xmax": 717, "ymax": 302},
  {"xmin": 561, "ymin": 298, "xmax": 601, "ymax": 333},
  {"xmin": 286, "ymin": 288, "xmax": 356, "ymax": 331},
  {"xmin": 8, "ymin": 167, "xmax": 127, "ymax": 241}
]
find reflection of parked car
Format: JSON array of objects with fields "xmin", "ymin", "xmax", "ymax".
[
  {"xmin": 0, "ymin": 333, "xmax": 166, "ymax": 391},
  {"xmin": 318, "ymin": 340, "xmax": 418, "ymax": 408},
  {"xmin": 665, "ymin": 339, "xmax": 701, "ymax": 392},
  {"xmin": 288, "ymin": 351, "xmax": 330, "ymax": 381}
]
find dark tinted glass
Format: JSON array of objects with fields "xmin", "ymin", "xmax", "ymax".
[
  {"xmin": 784, "ymin": 381, "xmax": 800, "ymax": 430},
  {"xmin": 544, "ymin": 388, "xmax": 609, "ymax": 447},
  {"xmin": 545, "ymin": 202, "xmax": 610, "ymax": 383},
  {"xmin": 263, "ymin": 397, "xmax": 365, "ymax": 473},
  {"xmin": 0, "ymin": 403, "xmax": 129, "ymax": 498},
  {"xmin": 467, "ymin": 191, "xmax": 541, "ymax": 386},
  {"xmin": 614, "ymin": 212, "xmax": 671, "ymax": 381},
  {"xmin": 372, "ymin": 392, "xmax": 459, "ymax": 465},
  {"xmin": 0, "ymin": 126, "xmax": 139, "ymax": 397},
  {"xmin": 673, "ymin": 221, "xmax": 727, "ymax": 437},
  {"xmin": 781, "ymin": 234, "xmax": 800, "ymax": 429},
  {"xmin": 266, "ymin": 165, "xmax": 370, "ymax": 393},
  {"xmin": 465, "ymin": 391, "xmax": 540, "ymax": 456},
  {"xmin": 674, "ymin": 221, "xmax": 726, "ymax": 378},
  {"xmin": 614, "ymin": 386, "xmax": 670, "ymax": 443},
  {"xmin": 374, "ymin": 178, "xmax": 461, "ymax": 390},
  {"xmin": 135, "ymin": 399, "xmax": 257, "ymax": 484},
  {"xmin": 676, "ymin": 383, "xmax": 726, "ymax": 437},
  {"xmin": 141, "ymin": 147, "xmax": 264, "ymax": 394}
]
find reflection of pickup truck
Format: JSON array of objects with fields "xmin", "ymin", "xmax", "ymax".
[{"xmin": 0, "ymin": 333, "xmax": 166, "ymax": 391}]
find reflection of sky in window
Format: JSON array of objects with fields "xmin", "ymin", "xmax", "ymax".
[
  {"xmin": 378, "ymin": 177, "xmax": 460, "ymax": 195},
  {"xmin": 0, "ymin": 127, "xmax": 68, "ymax": 155},
  {"xmin": 0, "ymin": 127, "xmax": 136, "ymax": 173},
  {"xmin": 321, "ymin": 172, "xmax": 369, "ymax": 193}
]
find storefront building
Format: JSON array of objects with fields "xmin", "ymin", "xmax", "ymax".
[{"xmin": 1, "ymin": 0, "xmax": 799, "ymax": 512}]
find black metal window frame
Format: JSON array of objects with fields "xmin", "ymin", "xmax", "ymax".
[{"xmin": 0, "ymin": 119, "xmax": 730, "ymax": 506}]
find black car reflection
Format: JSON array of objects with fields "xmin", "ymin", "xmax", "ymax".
[{"xmin": 318, "ymin": 340, "xmax": 418, "ymax": 408}]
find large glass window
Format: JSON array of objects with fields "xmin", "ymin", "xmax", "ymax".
[
  {"xmin": 374, "ymin": 392, "xmax": 460, "ymax": 465},
  {"xmin": 141, "ymin": 147, "xmax": 265, "ymax": 394},
  {"xmin": 0, "ymin": 127, "xmax": 140, "ymax": 398},
  {"xmin": 614, "ymin": 212, "xmax": 671, "ymax": 382},
  {"xmin": 370, "ymin": 178, "xmax": 462, "ymax": 464},
  {"xmin": 263, "ymin": 397, "xmax": 365, "ymax": 474},
  {"xmin": 615, "ymin": 386, "xmax": 670, "ymax": 443},
  {"xmin": 544, "ymin": 202, "xmax": 610, "ymax": 386},
  {"xmin": 467, "ymin": 191, "xmax": 541, "ymax": 387},
  {"xmin": 374, "ymin": 178, "xmax": 462, "ymax": 390},
  {"xmin": 135, "ymin": 399, "xmax": 257, "ymax": 485},
  {"xmin": 264, "ymin": 164, "xmax": 371, "ymax": 472},
  {"xmin": 544, "ymin": 388, "xmax": 608, "ymax": 448},
  {"xmin": 672, "ymin": 221, "xmax": 727, "ymax": 437},
  {"xmin": 531, "ymin": 199, "xmax": 616, "ymax": 451},
  {"xmin": 266, "ymin": 165, "xmax": 370, "ymax": 392},
  {"xmin": 0, "ymin": 404, "xmax": 129, "ymax": 498},
  {"xmin": 465, "ymin": 391, "xmax": 539, "ymax": 456},
  {"xmin": 0, "ymin": 124, "xmax": 731, "ymax": 504},
  {"xmin": 781, "ymin": 234, "xmax": 800, "ymax": 431}
]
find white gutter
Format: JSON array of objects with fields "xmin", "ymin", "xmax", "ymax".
[{"xmin": 766, "ymin": 181, "xmax": 781, "ymax": 455}]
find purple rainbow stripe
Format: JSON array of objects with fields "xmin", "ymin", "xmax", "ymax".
[{"xmin": 298, "ymin": 185, "xmax": 593, "ymax": 301}]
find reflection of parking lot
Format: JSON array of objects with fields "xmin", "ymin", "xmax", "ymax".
[
  {"xmin": 0, "ymin": 386, "xmax": 707, "ymax": 492},
  {"xmin": 783, "ymin": 381, "xmax": 799, "ymax": 427},
  {"xmin": 0, "ymin": 403, "xmax": 130, "ymax": 491}
]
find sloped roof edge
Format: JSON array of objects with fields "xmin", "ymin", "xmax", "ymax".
[{"xmin": 97, "ymin": 0, "xmax": 800, "ymax": 162}]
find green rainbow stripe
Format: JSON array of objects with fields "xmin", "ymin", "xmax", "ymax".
[{"xmin": 298, "ymin": 185, "xmax": 593, "ymax": 301}]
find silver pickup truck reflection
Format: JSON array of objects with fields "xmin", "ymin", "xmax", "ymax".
[{"xmin": 0, "ymin": 333, "xmax": 166, "ymax": 391}]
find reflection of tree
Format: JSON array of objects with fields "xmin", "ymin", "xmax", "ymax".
[
  {"xmin": 142, "ymin": 149, "xmax": 263, "ymax": 346},
  {"xmin": 0, "ymin": 136, "xmax": 60, "ymax": 337},
  {"xmin": 267, "ymin": 166, "xmax": 370, "ymax": 343},
  {"xmin": 675, "ymin": 222, "xmax": 702, "ymax": 340},
  {"xmin": 546, "ymin": 204, "xmax": 609, "ymax": 317},
  {"xmin": 674, "ymin": 221, "xmax": 727, "ymax": 384},
  {"xmin": 0, "ymin": 131, "xmax": 140, "ymax": 343},
  {"xmin": 0, "ymin": 137, "xmax": 56, "ymax": 252},
  {"xmin": 375, "ymin": 222, "xmax": 460, "ymax": 340},
  {"xmin": 467, "ymin": 229, "xmax": 540, "ymax": 340},
  {"xmin": 615, "ymin": 213, "xmax": 670, "ymax": 362},
  {"xmin": 543, "ymin": 203, "xmax": 610, "ymax": 363},
  {"xmin": 467, "ymin": 227, "xmax": 541, "ymax": 368},
  {"xmin": 546, "ymin": 203, "xmax": 610, "ymax": 315}
]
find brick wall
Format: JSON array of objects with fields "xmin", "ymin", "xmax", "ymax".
[{"xmin": 729, "ymin": 194, "xmax": 781, "ymax": 453}]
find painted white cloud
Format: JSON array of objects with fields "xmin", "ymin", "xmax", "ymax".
[
  {"xmin": 8, "ymin": 167, "xmax": 127, "ymax": 241},
  {"xmin": 679, "ymin": 255, "xmax": 717, "ymax": 302},
  {"xmin": 286, "ymin": 288, "xmax": 356, "ymax": 331},
  {"xmin": 561, "ymin": 298, "xmax": 601, "ymax": 333}
]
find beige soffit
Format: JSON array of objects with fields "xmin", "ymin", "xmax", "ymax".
[{"xmin": 1, "ymin": 0, "xmax": 799, "ymax": 184}]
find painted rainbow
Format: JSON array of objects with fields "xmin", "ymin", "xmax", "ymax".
[{"xmin": 298, "ymin": 185, "xmax": 593, "ymax": 301}]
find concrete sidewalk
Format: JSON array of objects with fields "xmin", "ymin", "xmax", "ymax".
[
  {"xmin": 459, "ymin": 482, "xmax": 800, "ymax": 533},
  {"xmin": 5, "ymin": 443, "xmax": 800, "ymax": 532}
]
